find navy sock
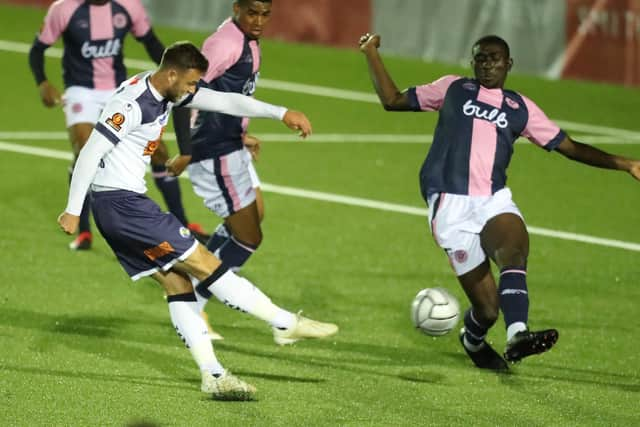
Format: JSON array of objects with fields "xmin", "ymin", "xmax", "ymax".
[
  {"xmin": 152, "ymin": 164, "xmax": 188, "ymax": 226},
  {"xmin": 69, "ymin": 167, "xmax": 91, "ymax": 233},
  {"xmin": 218, "ymin": 236, "xmax": 257, "ymax": 270},
  {"xmin": 463, "ymin": 309, "xmax": 489, "ymax": 347},
  {"xmin": 206, "ymin": 223, "xmax": 230, "ymax": 253},
  {"xmin": 498, "ymin": 266, "xmax": 529, "ymax": 328}
]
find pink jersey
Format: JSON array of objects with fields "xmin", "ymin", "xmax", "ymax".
[
  {"xmin": 408, "ymin": 75, "xmax": 566, "ymax": 198},
  {"xmin": 37, "ymin": 0, "xmax": 151, "ymax": 90}
]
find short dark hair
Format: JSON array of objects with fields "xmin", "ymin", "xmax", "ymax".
[
  {"xmin": 472, "ymin": 35, "xmax": 510, "ymax": 57},
  {"xmin": 159, "ymin": 41, "xmax": 208, "ymax": 73},
  {"xmin": 235, "ymin": 0, "xmax": 272, "ymax": 7}
]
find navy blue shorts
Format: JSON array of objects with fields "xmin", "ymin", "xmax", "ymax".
[{"xmin": 91, "ymin": 190, "xmax": 198, "ymax": 280}]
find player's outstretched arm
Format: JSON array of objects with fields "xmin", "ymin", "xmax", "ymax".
[
  {"xmin": 183, "ymin": 88, "xmax": 312, "ymax": 137},
  {"xmin": 556, "ymin": 136, "xmax": 640, "ymax": 180},
  {"xmin": 359, "ymin": 33, "xmax": 412, "ymax": 111}
]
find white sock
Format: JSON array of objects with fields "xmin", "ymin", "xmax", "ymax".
[
  {"xmin": 188, "ymin": 275, "xmax": 209, "ymax": 313},
  {"xmin": 506, "ymin": 321, "xmax": 528, "ymax": 342},
  {"xmin": 201, "ymin": 269, "xmax": 296, "ymax": 329},
  {"xmin": 463, "ymin": 335, "xmax": 485, "ymax": 352},
  {"xmin": 167, "ymin": 295, "xmax": 224, "ymax": 375}
]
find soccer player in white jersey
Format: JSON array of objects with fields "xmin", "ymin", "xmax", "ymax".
[
  {"xmin": 29, "ymin": 0, "xmax": 208, "ymax": 250},
  {"xmin": 57, "ymin": 42, "xmax": 338, "ymax": 400},
  {"xmin": 360, "ymin": 33, "xmax": 640, "ymax": 371}
]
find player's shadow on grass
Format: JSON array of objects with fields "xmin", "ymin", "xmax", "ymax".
[
  {"xmin": 215, "ymin": 341, "xmax": 449, "ymax": 385},
  {"xmin": 0, "ymin": 307, "xmax": 197, "ymax": 383},
  {"xmin": 0, "ymin": 364, "xmax": 194, "ymax": 391},
  {"xmin": 506, "ymin": 362, "xmax": 640, "ymax": 393}
]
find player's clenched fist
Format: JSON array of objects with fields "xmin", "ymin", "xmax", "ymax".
[
  {"xmin": 359, "ymin": 33, "xmax": 381, "ymax": 52},
  {"xmin": 282, "ymin": 110, "xmax": 312, "ymax": 138},
  {"xmin": 57, "ymin": 212, "xmax": 80, "ymax": 234}
]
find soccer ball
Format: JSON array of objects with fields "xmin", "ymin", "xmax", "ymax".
[{"xmin": 411, "ymin": 287, "xmax": 460, "ymax": 336}]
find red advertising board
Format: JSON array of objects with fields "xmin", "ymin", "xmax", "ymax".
[
  {"xmin": 262, "ymin": 0, "xmax": 371, "ymax": 48},
  {"xmin": 564, "ymin": 0, "xmax": 640, "ymax": 86}
]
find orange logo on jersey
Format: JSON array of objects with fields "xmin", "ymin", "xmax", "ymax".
[
  {"xmin": 129, "ymin": 76, "xmax": 140, "ymax": 85},
  {"xmin": 106, "ymin": 112, "xmax": 125, "ymax": 131},
  {"xmin": 143, "ymin": 140, "xmax": 159, "ymax": 156},
  {"xmin": 143, "ymin": 241, "xmax": 175, "ymax": 261},
  {"xmin": 143, "ymin": 127, "xmax": 165, "ymax": 156}
]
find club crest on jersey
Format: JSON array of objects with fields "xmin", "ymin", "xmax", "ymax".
[
  {"xmin": 106, "ymin": 112, "xmax": 125, "ymax": 132},
  {"xmin": 113, "ymin": 13, "xmax": 128, "ymax": 29},
  {"xmin": 179, "ymin": 227, "xmax": 192, "ymax": 238},
  {"xmin": 453, "ymin": 250, "xmax": 468, "ymax": 264},
  {"xmin": 462, "ymin": 99, "xmax": 509, "ymax": 128},
  {"xmin": 505, "ymin": 97, "xmax": 520, "ymax": 109}
]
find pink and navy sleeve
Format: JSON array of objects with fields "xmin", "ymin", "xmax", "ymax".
[
  {"xmin": 201, "ymin": 21, "xmax": 243, "ymax": 83},
  {"xmin": 121, "ymin": 0, "xmax": 151, "ymax": 37},
  {"xmin": 520, "ymin": 95, "xmax": 566, "ymax": 151},
  {"xmin": 407, "ymin": 75, "xmax": 460, "ymax": 112},
  {"xmin": 38, "ymin": 0, "xmax": 77, "ymax": 45}
]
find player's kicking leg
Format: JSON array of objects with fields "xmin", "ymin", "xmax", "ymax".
[
  {"xmin": 457, "ymin": 261, "xmax": 509, "ymax": 371},
  {"xmin": 481, "ymin": 213, "xmax": 559, "ymax": 364},
  {"xmin": 177, "ymin": 245, "xmax": 339, "ymax": 346}
]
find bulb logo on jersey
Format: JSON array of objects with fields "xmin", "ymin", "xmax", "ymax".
[
  {"xmin": 462, "ymin": 99, "xmax": 509, "ymax": 129},
  {"xmin": 106, "ymin": 112, "xmax": 125, "ymax": 132},
  {"xmin": 81, "ymin": 39, "xmax": 122, "ymax": 59}
]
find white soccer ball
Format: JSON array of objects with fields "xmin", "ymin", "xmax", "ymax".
[{"xmin": 411, "ymin": 287, "xmax": 460, "ymax": 336}]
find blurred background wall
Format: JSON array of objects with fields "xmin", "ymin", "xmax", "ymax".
[{"xmin": 10, "ymin": 0, "xmax": 640, "ymax": 86}]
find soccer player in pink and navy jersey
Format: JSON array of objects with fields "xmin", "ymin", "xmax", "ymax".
[
  {"xmin": 169, "ymin": 0, "xmax": 273, "ymax": 272},
  {"xmin": 28, "ymin": 0, "xmax": 207, "ymax": 250},
  {"xmin": 360, "ymin": 33, "xmax": 640, "ymax": 370}
]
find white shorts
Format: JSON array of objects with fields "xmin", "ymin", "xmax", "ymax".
[
  {"xmin": 243, "ymin": 148, "xmax": 261, "ymax": 188},
  {"xmin": 62, "ymin": 86, "xmax": 114, "ymax": 128},
  {"xmin": 428, "ymin": 188, "xmax": 523, "ymax": 276},
  {"xmin": 188, "ymin": 149, "xmax": 257, "ymax": 218}
]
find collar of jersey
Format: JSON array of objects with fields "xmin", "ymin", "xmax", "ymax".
[{"xmin": 144, "ymin": 74, "xmax": 166, "ymax": 103}]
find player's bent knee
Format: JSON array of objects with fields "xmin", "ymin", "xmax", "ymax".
[
  {"xmin": 494, "ymin": 247, "xmax": 528, "ymax": 268},
  {"xmin": 180, "ymin": 244, "xmax": 222, "ymax": 280}
]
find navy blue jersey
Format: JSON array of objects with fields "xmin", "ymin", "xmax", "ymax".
[
  {"xmin": 36, "ymin": 0, "xmax": 151, "ymax": 89},
  {"xmin": 407, "ymin": 75, "xmax": 566, "ymax": 200},
  {"xmin": 190, "ymin": 18, "xmax": 260, "ymax": 161}
]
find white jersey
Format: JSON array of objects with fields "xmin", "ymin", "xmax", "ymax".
[
  {"xmin": 65, "ymin": 71, "xmax": 287, "ymax": 216},
  {"xmin": 93, "ymin": 72, "xmax": 173, "ymax": 193}
]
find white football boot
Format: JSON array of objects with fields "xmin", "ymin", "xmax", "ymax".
[{"xmin": 273, "ymin": 311, "xmax": 339, "ymax": 345}]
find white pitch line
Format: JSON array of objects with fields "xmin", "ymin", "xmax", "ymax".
[
  {"xmin": 0, "ymin": 131, "xmax": 639, "ymax": 145},
  {"xmin": 3, "ymin": 39, "xmax": 640, "ymax": 141},
  {"xmin": 1, "ymin": 139, "xmax": 639, "ymax": 253}
]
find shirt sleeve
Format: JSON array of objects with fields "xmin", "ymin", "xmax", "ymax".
[
  {"xmin": 407, "ymin": 75, "xmax": 460, "ymax": 112},
  {"xmin": 94, "ymin": 97, "xmax": 142, "ymax": 145},
  {"xmin": 37, "ymin": 1, "xmax": 73, "ymax": 45},
  {"xmin": 201, "ymin": 29, "xmax": 243, "ymax": 82},
  {"xmin": 65, "ymin": 132, "xmax": 115, "ymax": 215},
  {"xmin": 520, "ymin": 95, "xmax": 566, "ymax": 151},
  {"xmin": 183, "ymin": 87, "xmax": 286, "ymax": 120},
  {"xmin": 125, "ymin": 0, "xmax": 152, "ymax": 38}
]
